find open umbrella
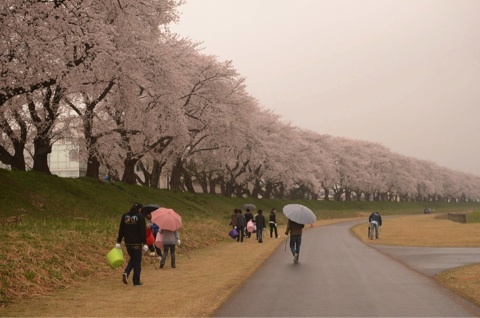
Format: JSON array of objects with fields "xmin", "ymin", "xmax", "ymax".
[
  {"xmin": 282, "ymin": 204, "xmax": 316, "ymax": 225},
  {"xmin": 151, "ymin": 208, "xmax": 182, "ymax": 231},
  {"xmin": 141, "ymin": 204, "xmax": 160, "ymax": 218},
  {"xmin": 242, "ymin": 203, "xmax": 257, "ymax": 210}
]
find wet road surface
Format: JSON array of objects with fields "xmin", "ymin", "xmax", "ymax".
[{"xmin": 214, "ymin": 220, "xmax": 480, "ymax": 317}]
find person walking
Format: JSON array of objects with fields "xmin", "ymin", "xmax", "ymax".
[
  {"xmin": 236, "ymin": 209, "xmax": 246, "ymax": 242},
  {"xmin": 159, "ymin": 229, "xmax": 180, "ymax": 269},
  {"xmin": 368, "ymin": 211, "xmax": 382, "ymax": 240},
  {"xmin": 229, "ymin": 208, "xmax": 238, "ymax": 229},
  {"xmin": 254, "ymin": 209, "xmax": 266, "ymax": 243},
  {"xmin": 244, "ymin": 209, "xmax": 254, "ymax": 238},
  {"xmin": 285, "ymin": 218, "xmax": 305, "ymax": 263},
  {"xmin": 116, "ymin": 203, "xmax": 148, "ymax": 286},
  {"xmin": 269, "ymin": 208, "xmax": 278, "ymax": 238}
]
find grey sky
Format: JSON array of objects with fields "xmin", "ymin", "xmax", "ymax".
[{"xmin": 170, "ymin": 0, "xmax": 480, "ymax": 176}]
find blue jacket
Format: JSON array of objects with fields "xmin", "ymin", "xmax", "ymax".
[{"xmin": 150, "ymin": 222, "xmax": 160, "ymax": 238}]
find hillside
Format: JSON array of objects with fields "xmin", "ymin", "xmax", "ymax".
[{"xmin": 1, "ymin": 168, "xmax": 478, "ymax": 306}]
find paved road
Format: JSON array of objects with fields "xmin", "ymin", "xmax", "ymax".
[
  {"xmin": 214, "ymin": 220, "xmax": 480, "ymax": 317},
  {"xmin": 373, "ymin": 245, "xmax": 480, "ymax": 278}
]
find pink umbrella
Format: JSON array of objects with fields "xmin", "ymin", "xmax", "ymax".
[{"xmin": 151, "ymin": 208, "xmax": 182, "ymax": 231}]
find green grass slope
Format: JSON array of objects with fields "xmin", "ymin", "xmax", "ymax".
[{"xmin": 0, "ymin": 168, "xmax": 478, "ymax": 306}]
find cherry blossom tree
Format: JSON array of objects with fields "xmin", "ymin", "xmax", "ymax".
[
  {"xmin": 168, "ymin": 55, "xmax": 247, "ymax": 191},
  {"xmin": 1, "ymin": 0, "xmax": 183, "ymax": 178},
  {"xmin": 243, "ymin": 109, "xmax": 293, "ymax": 198},
  {"xmin": 0, "ymin": 99, "xmax": 28, "ymax": 170},
  {"xmin": 3, "ymin": 1, "xmax": 480, "ymax": 202},
  {"xmin": 1, "ymin": 1, "xmax": 116, "ymax": 173},
  {"xmin": 204, "ymin": 93, "xmax": 261, "ymax": 197}
]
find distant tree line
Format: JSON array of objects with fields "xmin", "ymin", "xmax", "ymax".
[{"xmin": 1, "ymin": 0, "xmax": 479, "ymax": 202}]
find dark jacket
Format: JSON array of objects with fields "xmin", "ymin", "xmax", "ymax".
[
  {"xmin": 254, "ymin": 213, "xmax": 266, "ymax": 229},
  {"xmin": 117, "ymin": 211, "xmax": 146, "ymax": 246},
  {"xmin": 368, "ymin": 212, "xmax": 382, "ymax": 226},
  {"xmin": 269, "ymin": 212, "xmax": 277, "ymax": 224},
  {"xmin": 244, "ymin": 212, "xmax": 254, "ymax": 223},
  {"xmin": 236, "ymin": 213, "xmax": 246, "ymax": 228},
  {"xmin": 285, "ymin": 219, "xmax": 304, "ymax": 236}
]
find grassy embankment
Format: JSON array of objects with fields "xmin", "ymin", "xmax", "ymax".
[{"xmin": 0, "ymin": 168, "xmax": 479, "ymax": 312}]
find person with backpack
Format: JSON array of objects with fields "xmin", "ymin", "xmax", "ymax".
[
  {"xmin": 235, "ymin": 209, "xmax": 246, "ymax": 242},
  {"xmin": 368, "ymin": 211, "xmax": 382, "ymax": 240}
]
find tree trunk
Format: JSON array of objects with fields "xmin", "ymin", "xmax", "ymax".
[
  {"xmin": 333, "ymin": 189, "xmax": 343, "ymax": 201},
  {"xmin": 0, "ymin": 112, "xmax": 27, "ymax": 171},
  {"xmin": 208, "ymin": 178, "xmax": 217, "ymax": 194},
  {"xmin": 345, "ymin": 188, "xmax": 352, "ymax": 201},
  {"xmin": 86, "ymin": 153, "xmax": 101, "ymax": 179},
  {"xmin": 32, "ymin": 137, "xmax": 51, "ymax": 174},
  {"xmin": 84, "ymin": 132, "xmax": 101, "ymax": 179},
  {"xmin": 136, "ymin": 161, "xmax": 151, "ymax": 187},
  {"xmin": 169, "ymin": 158, "xmax": 183, "ymax": 191},
  {"xmin": 195, "ymin": 172, "xmax": 208, "ymax": 193},
  {"xmin": 323, "ymin": 187, "xmax": 330, "ymax": 201},
  {"xmin": 0, "ymin": 141, "xmax": 26, "ymax": 171},
  {"xmin": 224, "ymin": 180, "xmax": 235, "ymax": 197},
  {"xmin": 149, "ymin": 160, "xmax": 164, "ymax": 188},
  {"xmin": 183, "ymin": 171, "xmax": 195, "ymax": 193},
  {"xmin": 122, "ymin": 158, "xmax": 138, "ymax": 185},
  {"xmin": 29, "ymin": 85, "xmax": 63, "ymax": 174},
  {"xmin": 234, "ymin": 185, "xmax": 244, "ymax": 198},
  {"xmin": 251, "ymin": 179, "xmax": 262, "ymax": 199},
  {"xmin": 263, "ymin": 182, "xmax": 273, "ymax": 199},
  {"xmin": 219, "ymin": 179, "xmax": 226, "ymax": 196}
]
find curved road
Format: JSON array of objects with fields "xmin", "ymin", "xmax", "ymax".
[{"xmin": 214, "ymin": 220, "xmax": 480, "ymax": 317}]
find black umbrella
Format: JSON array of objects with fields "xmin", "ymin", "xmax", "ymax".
[{"xmin": 141, "ymin": 204, "xmax": 160, "ymax": 217}]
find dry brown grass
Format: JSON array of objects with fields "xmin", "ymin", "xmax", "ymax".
[
  {"xmin": 436, "ymin": 264, "xmax": 480, "ymax": 307},
  {"xmin": 0, "ymin": 219, "xmax": 346, "ymax": 317},
  {"xmin": 0, "ymin": 224, "xmax": 287, "ymax": 317},
  {"xmin": 2, "ymin": 216, "xmax": 480, "ymax": 316},
  {"xmin": 352, "ymin": 214, "xmax": 480, "ymax": 247},
  {"xmin": 0, "ymin": 219, "xmax": 227, "ymax": 308}
]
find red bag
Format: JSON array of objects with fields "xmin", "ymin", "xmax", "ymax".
[{"xmin": 146, "ymin": 228, "xmax": 154, "ymax": 246}]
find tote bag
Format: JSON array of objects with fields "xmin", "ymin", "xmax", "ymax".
[
  {"xmin": 155, "ymin": 232, "xmax": 164, "ymax": 248},
  {"xmin": 229, "ymin": 228, "xmax": 239, "ymax": 239}
]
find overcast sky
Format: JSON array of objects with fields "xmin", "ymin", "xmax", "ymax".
[{"xmin": 170, "ymin": 0, "xmax": 480, "ymax": 177}]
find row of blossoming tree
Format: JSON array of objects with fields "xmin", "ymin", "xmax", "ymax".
[{"xmin": 1, "ymin": 1, "xmax": 479, "ymax": 201}]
